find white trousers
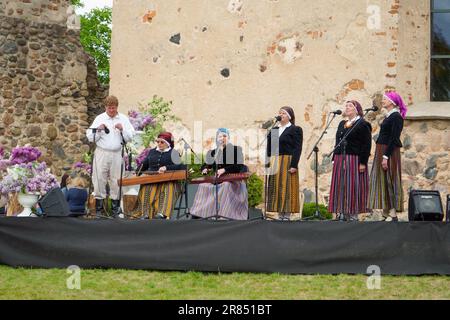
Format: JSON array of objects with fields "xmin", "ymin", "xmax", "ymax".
[{"xmin": 92, "ymin": 147, "xmax": 123, "ymax": 200}]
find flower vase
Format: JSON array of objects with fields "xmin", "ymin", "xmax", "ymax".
[{"xmin": 17, "ymin": 193, "xmax": 39, "ymax": 217}]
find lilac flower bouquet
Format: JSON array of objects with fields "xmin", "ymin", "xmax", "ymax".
[
  {"xmin": 0, "ymin": 161, "xmax": 59, "ymax": 196},
  {"xmin": 128, "ymin": 110, "xmax": 155, "ymax": 131},
  {"xmin": 72, "ymin": 161, "xmax": 92, "ymax": 178},
  {"xmin": 0, "ymin": 145, "xmax": 42, "ymax": 171}
]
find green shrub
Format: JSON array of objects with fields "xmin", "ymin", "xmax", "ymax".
[
  {"xmin": 302, "ymin": 202, "xmax": 332, "ymax": 220},
  {"xmin": 247, "ymin": 173, "xmax": 263, "ymax": 208}
]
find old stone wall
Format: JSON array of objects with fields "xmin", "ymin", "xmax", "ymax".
[
  {"xmin": 0, "ymin": 0, "xmax": 107, "ymax": 176},
  {"xmin": 401, "ymin": 120, "xmax": 450, "ymax": 207}
]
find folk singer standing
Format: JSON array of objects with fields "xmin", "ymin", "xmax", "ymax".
[
  {"xmin": 266, "ymin": 106, "xmax": 303, "ymax": 220},
  {"xmin": 328, "ymin": 100, "xmax": 372, "ymax": 221},
  {"xmin": 368, "ymin": 91, "xmax": 407, "ymax": 222},
  {"xmin": 86, "ymin": 95, "xmax": 135, "ymax": 217}
]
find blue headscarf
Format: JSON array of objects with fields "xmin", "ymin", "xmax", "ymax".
[{"xmin": 216, "ymin": 128, "xmax": 230, "ymax": 146}]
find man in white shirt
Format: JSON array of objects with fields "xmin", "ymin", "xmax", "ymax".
[{"xmin": 86, "ymin": 95, "xmax": 135, "ymax": 217}]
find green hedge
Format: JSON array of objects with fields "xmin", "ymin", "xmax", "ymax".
[
  {"xmin": 248, "ymin": 173, "xmax": 263, "ymax": 208},
  {"xmin": 301, "ymin": 203, "xmax": 332, "ymax": 220}
]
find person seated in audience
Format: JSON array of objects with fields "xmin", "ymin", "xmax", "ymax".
[
  {"xmin": 60, "ymin": 173, "xmax": 70, "ymax": 197},
  {"xmin": 65, "ymin": 176, "xmax": 89, "ymax": 215}
]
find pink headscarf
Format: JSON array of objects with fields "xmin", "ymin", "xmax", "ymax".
[{"xmin": 384, "ymin": 91, "xmax": 407, "ymax": 119}]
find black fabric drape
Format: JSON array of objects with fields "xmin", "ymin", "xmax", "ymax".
[{"xmin": 0, "ymin": 219, "xmax": 449, "ymax": 275}]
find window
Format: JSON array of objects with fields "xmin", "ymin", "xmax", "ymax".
[{"xmin": 431, "ymin": 0, "xmax": 450, "ymax": 101}]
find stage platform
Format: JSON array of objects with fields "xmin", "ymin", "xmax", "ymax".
[{"xmin": 0, "ymin": 218, "xmax": 449, "ymax": 275}]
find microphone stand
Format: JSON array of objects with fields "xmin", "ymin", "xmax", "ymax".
[
  {"xmin": 259, "ymin": 121, "xmax": 280, "ymax": 220},
  {"xmin": 205, "ymin": 143, "xmax": 230, "ymax": 221},
  {"xmin": 116, "ymin": 130, "xmax": 128, "ymax": 218},
  {"xmin": 303, "ymin": 113, "xmax": 339, "ymax": 221},
  {"xmin": 175, "ymin": 138, "xmax": 200, "ymax": 219},
  {"xmin": 326, "ymin": 110, "xmax": 371, "ymax": 159},
  {"xmin": 86, "ymin": 128, "xmax": 97, "ymax": 217},
  {"xmin": 87, "ymin": 128, "xmax": 112, "ymax": 219},
  {"xmin": 325, "ymin": 110, "xmax": 371, "ymax": 222},
  {"xmin": 214, "ymin": 149, "xmax": 220, "ymax": 220}
]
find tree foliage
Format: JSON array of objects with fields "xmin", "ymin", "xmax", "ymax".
[
  {"xmin": 70, "ymin": 0, "xmax": 83, "ymax": 9},
  {"xmin": 69, "ymin": 1, "xmax": 112, "ymax": 85},
  {"xmin": 79, "ymin": 7, "xmax": 112, "ymax": 85}
]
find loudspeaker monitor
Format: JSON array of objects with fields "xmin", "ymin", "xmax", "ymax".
[
  {"xmin": 408, "ymin": 189, "xmax": 443, "ymax": 222},
  {"xmin": 38, "ymin": 188, "xmax": 72, "ymax": 217}
]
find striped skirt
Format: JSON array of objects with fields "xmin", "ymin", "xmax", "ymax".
[
  {"xmin": 266, "ymin": 155, "xmax": 300, "ymax": 213},
  {"xmin": 132, "ymin": 182, "xmax": 181, "ymax": 219},
  {"xmin": 328, "ymin": 154, "xmax": 369, "ymax": 215},
  {"xmin": 190, "ymin": 181, "xmax": 248, "ymax": 220},
  {"xmin": 368, "ymin": 144, "xmax": 404, "ymax": 212}
]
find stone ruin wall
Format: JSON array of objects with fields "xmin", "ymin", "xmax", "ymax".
[{"xmin": 0, "ymin": 0, "xmax": 107, "ymax": 177}]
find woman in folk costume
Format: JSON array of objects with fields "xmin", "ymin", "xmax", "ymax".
[
  {"xmin": 266, "ymin": 106, "xmax": 303, "ymax": 220},
  {"xmin": 328, "ymin": 100, "xmax": 372, "ymax": 221},
  {"xmin": 368, "ymin": 91, "xmax": 407, "ymax": 222},
  {"xmin": 190, "ymin": 128, "xmax": 248, "ymax": 220},
  {"xmin": 134, "ymin": 132, "xmax": 186, "ymax": 219}
]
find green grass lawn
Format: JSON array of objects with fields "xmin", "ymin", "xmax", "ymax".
[{"xmin": 0, "ymin": 266, "xmax": 449, "ymax": 299}]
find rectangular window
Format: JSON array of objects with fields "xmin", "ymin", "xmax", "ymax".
[{"xmin": 431, "ymin": 0, "xmax": 450, "ymax": 101}]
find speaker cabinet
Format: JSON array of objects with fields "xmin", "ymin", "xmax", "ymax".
[
  {"xmin": 408, "ymin": 190, "xmax": 444, "ymax": 222},
  {"xmin": 446, "ymin": 194, "xmax": 450, "ymax": 222},
  {"xmin": 38, "ymin": 188, "xmax": 72, "ymax": 217}
]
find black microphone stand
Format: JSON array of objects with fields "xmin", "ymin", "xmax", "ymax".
[
  {"xmin": 86, "ymin": 128, "xmax": 97, "ymax": 218},
  {"xmin": 87, "ymin": 128, "xmax": 112, "ymax": 219},
  {"xmin": 325, "ymin": 110, "xmax": 371, "ymax": 222},
  {"xmin": 202, "ymin": 144, "xmax": 230, "ymax": 221},
  {"xmin": 175, "ymin": 138, "xmax": 200, "ymax": 219},
  {"xmin": 116, "ymin": 131, "xmax": 129, "ymax": 218},
  {"xmin": 258, "ymin": 120, "xmax": 280, "ymax": 220},
  {"xmin": 303, "ymin": 113, "xmax": 339, "ymax": 221},
  {"xmin": 326, "ymin": 111, "xmax": 370, "ymax": 159}
]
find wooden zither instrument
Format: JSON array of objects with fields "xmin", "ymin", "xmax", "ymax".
[
  {"xmin": 119, "ymin": 170, "xmax": 187, "ymax": 186},
  {"xmin": 190, "ymin": 172, "xmax": 251, "ymax": 185}
]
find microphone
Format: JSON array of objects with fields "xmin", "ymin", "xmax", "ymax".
[
  {"xmin": 89, "ymin": 127, "xmax": 109, "ymax": 134},
  {"xmin": 262, "ymin": 116, "xmax": 282, "ymax": 129},
  {"xmin": 330, "ymin": 110, "xmax": 343, "ymax": 115},
  {"xmin": 364, "ymin": 106, "xmax": 379, "ymax": 112}
]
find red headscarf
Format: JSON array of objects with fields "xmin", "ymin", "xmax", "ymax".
[{"xmin": 157, "ymin": 132, "xmax": 174, "ymax": 149}]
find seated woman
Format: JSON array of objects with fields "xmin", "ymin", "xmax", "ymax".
[
  {"xmin": 65, "ymin": 176, "xmax": 89, "ymax": 215},
  {"xmin": 190, "ymin": 128, "xmax": 248, "ymax": 220},
  {"xmin": 134, "ymin": 132, "xmax": 186, "ymax": 219}
]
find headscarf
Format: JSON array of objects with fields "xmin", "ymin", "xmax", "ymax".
[
  {"xmin": 347, "ymin": 100, "xmax": 364, "ymax": 117},
  {"xmin": 280, "ymin": 106, "xmax": 296, "ymax": 125},
  {"xmin": 157, "ymin": 132, "xmax": 174, "ymax": 149},
  {"xmin": 216, "ymin": 128, "xmax": 230, "ymax": 146},
  {"xmin": 384, "ymin": 91, "xmax": 407, "ymax": 119}
]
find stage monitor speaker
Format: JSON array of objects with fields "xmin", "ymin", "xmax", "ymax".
[
  {"xmin": 446, "ymin": 194, "xmax": 450, "ymax": 222},
  {"xmin": 408, "ymin": 189, "xmax": 443, "ymax": 222},
  {"xmin": 38, "ymin": 188, "xmax": 72, "ymax": 217}
]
